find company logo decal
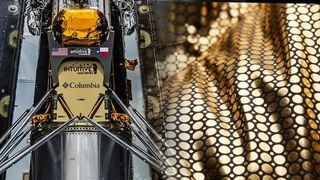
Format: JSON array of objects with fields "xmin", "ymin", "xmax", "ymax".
[
  {"xmin": 70, "ymin": 48, "xmax": 91, "ymax": 56},
  {"xmin": 62, "ymin": 82, "xmax": 100, "ymax": 89},
  {"xmin": 62, "ymin": 82, "xmax": 69, "ymax": 89},
  {"xmin": 63, "ymin": 63, "xmax": 97, "ymax": 74}
]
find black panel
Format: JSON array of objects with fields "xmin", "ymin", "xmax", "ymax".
[
  {"xmin": 110, "ymin": 2, "xmax": 127, "ymax": 106},
  {"xmin": 0, "ymin": 0, "xmax": 24, "ymax": 134},
  {"xmin": 0, "ymin": 0, "xmax": 25, "ymax": 179},
  {"xmin": 33, "ymin": 31, "xmax": 50, "ymax": 105}
]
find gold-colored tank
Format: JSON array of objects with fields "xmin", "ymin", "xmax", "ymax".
[{"xmin": 53, "ymin": 9, "xmax": 109, "ymax": 46}]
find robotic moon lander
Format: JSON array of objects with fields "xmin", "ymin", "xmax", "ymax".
[{"xmin": 0, "ymin": 0, "xmax": 172, "ymax": 179}]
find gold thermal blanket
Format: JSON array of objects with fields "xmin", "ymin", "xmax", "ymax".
[
  {"xmin": 150, "ymin": 3, "xmax": 320, "ymax": 180},
  {"xmin": 53, "ymin": 9, "xmax": 108, "ymax": 46}
]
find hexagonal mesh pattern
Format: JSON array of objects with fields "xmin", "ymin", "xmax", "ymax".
[{"xmin": 145, "ymin": 3, "xmax": 320, "ymax": 180}]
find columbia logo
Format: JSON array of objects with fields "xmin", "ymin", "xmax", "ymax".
[{"xmin": 62, "ymin": 82, "xmax": 69, "ymax": 89}]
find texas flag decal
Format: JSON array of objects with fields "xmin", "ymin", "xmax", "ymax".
[{"xmin": 99, "ymin": 47, "xmax": 109, "ymax": 56}]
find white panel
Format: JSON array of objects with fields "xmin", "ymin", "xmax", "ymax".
[
  {"xmin": 6, "ymin": 17, "xmax": 40, "ymax": 180},
  {"xmin": 124, "ymin": 30, "xmax": 152, "ymax": 180}
]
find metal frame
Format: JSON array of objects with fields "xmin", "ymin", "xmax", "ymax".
[
  {"xmin": 0, "ymin": 116, "xmax": 78, "ymax": 174},
  {"xmin": 0, "ymin": 90, "xmax": 52, "ymax": 147},
  {"xmin": 0, "ymin": 89, "xmax": 171, "ymax": 175},
  {"xmin": 85, "ymin": 117, "xmax": 165, "ymax": 173},
  {"xmin": 109, "ymin": 88, "xmax": 171, "ymax": 159},
  {"xmin": 0, "ymin": 127, "xmax": 31, "ymax": 162}
]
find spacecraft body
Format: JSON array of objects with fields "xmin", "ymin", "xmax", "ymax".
[
  {"xmin": 0, "ymin": 0, "xmax": 167, "ymax": 179},
  {"xmin": 30, "ymin": 1, "xmax": 131, "ymax": 179}
]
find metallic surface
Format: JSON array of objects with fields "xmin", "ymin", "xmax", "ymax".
[
  {"xmin": 113, "ymin": 0, "xmax": 136, "ymax": 35},
  {"xmin": 30, "ymin": 131, "xmax": 131, "ymax": 180},
  {"xmin": 0, "ymin": 117, "xmax": 77, "ymax": 174},
  {"xmin": 138, "ymin": 2, "xmax": 320, "ymax": 180},
  {"xmin": 0, "ymin": 90, "xmax": 51, "ymax": 155},
  {"xmin": 0, "ymin": 3, "xmax": 25, "ymax": 175},
  {"xmin": 5, "ymin": 11, "xmax": 42, "ymax": 179},
  {"xmin": 86, "ymin": 117, "xmax": 163, "ymax": 173},
  {"xmin": 52, "ymin": 0, "xmax": 111, "ymax": 25},
  {"xmin": 63, "ymin": 132, "xmax": 99, "ymax": 180},
  {"xmin": 53, "ymin": 9, "xmax": 108, "ymax": 46},
  {"xmin": 124, "ymin": 27, "xmax": 152, "ymax": 180},
  {"xmin": 110, "ymin": 89, "xmax": 165, "ymax": 163},
  {"xmin": 0, "ymin": 127, "xmax": 31, "ymax": 162}
]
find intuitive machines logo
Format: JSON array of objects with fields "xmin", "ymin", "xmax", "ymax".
[
  {"xmin": 70, "ymin": 48, "xmax": 92, "ymax": 56},
  {"xmin": 63, "ymin": 63, "xmax": 98, "ymax": 74},
  {"xmin": 62, "ymin": 82, "xmax": 100, "ymax": 89}
]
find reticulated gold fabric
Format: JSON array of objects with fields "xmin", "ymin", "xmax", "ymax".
[
  {"xmin": 53, "ymin": 9, "xmax": 108, "ymax": 46},
  {"xmin": 149, "ymin": 3, "xmax": 320, "ymax": 180}
]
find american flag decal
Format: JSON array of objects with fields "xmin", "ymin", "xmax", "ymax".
[{"xmin": 52, "ymin": 48, "xmax": 68, "ymax": 56}]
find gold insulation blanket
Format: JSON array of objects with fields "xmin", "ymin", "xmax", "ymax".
[
  {"xmin": 151, "ymin": 3, "xmax": 320, "ymax": 180},
  {"xmin": 53, "ymin": 9, "xmax": 108, "ymax": 46}
]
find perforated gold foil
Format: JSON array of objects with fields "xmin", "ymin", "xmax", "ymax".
[
  {"xmin": 53, "ymin": 9, "xmax": 108, "ymax": 46},
  {"xmin": 145, "ymin": 3, "xmax": 320, "ymax": 180}
]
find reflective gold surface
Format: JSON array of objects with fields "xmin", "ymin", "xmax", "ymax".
[
  {"xmin": 146, "ymin": 3, "xmax": 320, "ymax": 180},
  {"xmin": 55, "ymin": 60, "xmax": 107, "ymax": 122},
  {"xmin": 53, "ymin": 9, "xmax": 108, "ymax": 46}
]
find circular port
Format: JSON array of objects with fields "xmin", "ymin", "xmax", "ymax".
[
  {"xmin": 0, "ymin": 96, "xmax": 10, "ymax": 118},
  {"xmin": 138, "ymin": 5, "xmax": 150, "ymax": 14},
  {"xmin": 139, "ymin": 30, "xmax": 151, "ymax": 48},
  {"xmin": 9, "ymin": 30, "xmax": 18, "ymax": 48},
  {"xmin": 8, "ymin": 5, "xmax": 18, "ymax": 14}
]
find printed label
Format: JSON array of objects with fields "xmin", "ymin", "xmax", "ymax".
[
  {"xmin": 63, "ymin": 63, "xmax": 97, "ymax": 74},
  {"xmin": 62, "ymin": 82, "xmax": 100, "ymax": 89}
]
